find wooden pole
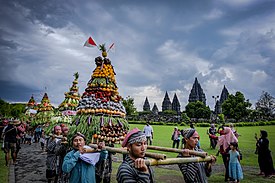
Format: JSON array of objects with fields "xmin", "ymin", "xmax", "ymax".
[
  {"xmin": 147, "ymin": 145, "xmax": 207, "ymax": 158},
  {"xmin": 145, "ymin": 156, "xmax": 212, "ymax": 166},
  {"xmin": 89, "ymin": 144, "xmax": 166, "ymax": 160}
]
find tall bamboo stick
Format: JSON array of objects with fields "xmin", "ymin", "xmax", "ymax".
[
  {"xmin": 147, "ymin": 145, "xmax": 207, "ymax": 158},
  {"xmin": 88, "ymin": 144, "xmax": 166, "ymax": 160},
  {"xmin": 145, "ymin": 156, "xmax": 212, "ymax": 166}
]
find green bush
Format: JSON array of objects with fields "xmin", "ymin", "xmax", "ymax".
[
  {"xmin": 196, "ymin": 123, "xmax": 210, "ymax": 127},
  {"xmin": 179, "ymin": 122, "xmax": 186, "ymax": 126}
]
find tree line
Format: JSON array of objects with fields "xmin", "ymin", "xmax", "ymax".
[
  {"xmin": 123, "ymin": 91, "xmax": 275, "ymax": 122},
  {"xmin": 1, "ymin": 91, "xmax": 274, "ymax": 122}
]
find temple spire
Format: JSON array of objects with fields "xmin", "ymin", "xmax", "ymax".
[
  {"xmin": 172, "ymin": 93, "xmax": 181, "ymax": 115},
  {"xmin": 143, "ymin": 97, "xmax": 151, "ymax": 111},
  {"xmin": 152, "ymin": 103, "xmax": 159, "ymax": 115},
  {"xmin": 162, "ymin": 91, "xmax": 172, "ymax": 111},
  {"xmin": 188, "ymin": 77, "xmax": 206, "ymax": 105}
]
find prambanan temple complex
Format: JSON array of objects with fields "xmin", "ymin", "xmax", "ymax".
[{"xmin": 140, "ymin": 77, "xmax": 229, "ymax": 122}]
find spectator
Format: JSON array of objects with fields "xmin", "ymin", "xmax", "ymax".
[
  {"xmin": 228, "ymin": 142, "xmax": 243, "ymax": 182},
  {"xmin": 1, "ymin": 119, "xmax": 9, "ymax": 150},
  {"xmin": 229, "ymin": 123, "xmax": 240, "ymax": 138},
  {"xmin": 216, "ymin": 127, "xmax": 238, "ymax": 182},
  {"xmin": 34, "ymin": 125, "xmax": 42, "ymax": 143},
  {"xmin": 171, "ymin": 127, "xmax": 181, "ymax": 149},
  {"xmin": 2, "ymin": 119, "xmax": 19, "ymax": 166},
  {"xmin": 208, "ymin": 123, "xmax": 217, "ymax": 149},
  {"xmin": 143, "ymin": 122, "xmax": 154, "ymax": 145},
  {"xmin": 178, "ymin": 128, "xmax": 216, "ymax": 183},
  {"xmin": 256, "ymin": 130, "xmax": 275, "ymax": 178},
  {"xmin": 116, "ymin": 128, "xmax": 154, "ymax": 183}
]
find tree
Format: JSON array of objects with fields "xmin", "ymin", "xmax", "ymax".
[
  {"xmin": 0, "ymin": 99, "xmax": 26, "ymax": 118},
  {"xmin": 181, "ymin": 112, "xmax": 191, "ymax": 123},
  {"xmin": 122, "ymin": 96, "xmax": 137, "ymax": 116},
  {"xmin": 255, "ymin": 91, "xmax": 275, "ymax": 119},
  {"xmin": 222, "ymin": 91, "xmax": 251, "ymax": 121},
  {"xmin": 185, "ymin": 101, "xmax": 211, "ymax": 119}
]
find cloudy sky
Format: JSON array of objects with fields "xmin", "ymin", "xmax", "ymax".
[{"xmin": 0, "ymin": 0, "xmax": 275, "ymax": 111}]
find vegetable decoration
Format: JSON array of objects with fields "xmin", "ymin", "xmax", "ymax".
[{"xmin": 68, "ymin": 41, "xmax": 129, "ymax": 143}]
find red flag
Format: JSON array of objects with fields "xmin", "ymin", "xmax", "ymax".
[
  {"xmin": 107, "ymin": 43, "xmax": 115, "ymax": 52},
  {"xmin": 109, "ymin": 43, "xmax": 114, "ymax": 49},
  {"xmin": 84, "ymin": 37, "xmax": 97, "ymax": 47}
]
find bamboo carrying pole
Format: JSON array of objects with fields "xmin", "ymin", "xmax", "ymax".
[
  {"xmin": 145, "ymin": 156, "xmax": 212, "ymax": 166},
  {"xmin": 88, "ymin": 144, "xmax": 166, "ymax": 160},
  {"xmin": 147, "ymin": 145, "xmax": 207, "ymax": 158}
]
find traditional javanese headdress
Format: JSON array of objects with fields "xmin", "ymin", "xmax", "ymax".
[
  {"xmin": 217, "ymin": 127, "xmax": 238, "ymax": 151},
  {"xmin": 72, "ymin": 132, "xmax": 86, "ymax": 142},
  {"xmin": 181, "ymin": 128, "xmax": 197, "ymax": 144},
  {"xmin": 122, "ymin": 128, "xmax": 146, "ymax": 147}
]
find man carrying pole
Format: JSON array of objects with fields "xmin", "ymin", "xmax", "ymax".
[
  {"xmin": 178, "ymin": 128, "xmax": 216, "ymax": 183},
  {"xmin": 116, "ymin": 128, "xmax": 155, "ymax": 183}
]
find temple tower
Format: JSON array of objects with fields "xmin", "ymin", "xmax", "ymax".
[
  {"xmin": 188, "ymin": 77, "xmax": 206, "ymax": 105},
  {"xmin": 215, "ymin": 85, "xmax": 229, "ymax": 114},
  {"xmin": 172, "ymin": 93, "xmax": 181, "ymax": 115},
  {"xmin": 162, "ymin": 91, "xmax": 172, "ymax": 111},
  {"xmin": 143, "ymin": 97, "xmax": 151, "ymax": 112},
  {"xmin": 152, "ymin": 103, "xmax": 159, "ymax": 115}
]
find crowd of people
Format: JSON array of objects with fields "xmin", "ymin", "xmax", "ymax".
[{"xmin": 1, "ymin": 119, "xmax": 275, "ymax": 183}]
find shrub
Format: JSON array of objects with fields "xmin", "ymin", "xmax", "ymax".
[
  {"xmin": 196, "ymin": 123, "xmax": 210, "ymax": 127},
  {"xmin": 179, "ymin": 122, "xmax": 186, "ymax": 126}
]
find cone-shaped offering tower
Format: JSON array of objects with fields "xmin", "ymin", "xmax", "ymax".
[
  {"xmin": 59, "ymin": 72, "xmax": 81, "ymax": 116},
  {"xmin": 32, "ymin": 93, "xmax": 55, "ymax": 126},
  {"xmin": 25, "ymin": 95, "xmax": 38, "ymax": 114},
  {"xmin": 69, "ymin": 44, "xmax": 128, "ymax": 143},
  {"xmin": 23, "ymin": 95, "xmax": 38, "ymax": 123},
  {"xmin": 27, "ymin": 95, "xmax": 37, "ymax": 109}
]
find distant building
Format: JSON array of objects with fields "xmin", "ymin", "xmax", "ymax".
[
  {"xmin": 188, "ymin": 77, "xmax": 206, "ymax": 105},
  {"xmin": 172, "ymin": 93, "xmax": 181, "ymax": 115},
  {"xmin": 143, "ymin": 97, "xmax": 151, "ymax": 112},
  {"xmin": 215, "ymin": 85, "xmax": 229, "ymax": 114},
  {"xmin": 152, "ymin": 103, "xmax": 159, "ymax": 115},
  {"xmin": 162, "ymin": 91, "xmax": 172, "ymax": 111}
]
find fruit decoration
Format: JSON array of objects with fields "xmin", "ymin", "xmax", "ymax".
[
  {"xmin": 59, "ymin": 72, "xmax": 81, "ymax": 116},
  {"xmin": 69, "ymin": 43, "xmax": 128, "ymax": 143},
  {"xmin": 44, "ymin": 72, "xmax": 82, "ymax": 135},
  {"xmin": 32, "ymin": 93, "xmax": 55, "ymax": 126},
  {"xmin": 25, "ymin": 95, "xmax": 38, "ymax": 115}
]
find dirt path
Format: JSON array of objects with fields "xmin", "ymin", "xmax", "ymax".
[{"xmin": 12, "ymin": 142, "xmax": 47, "ymax": 183}]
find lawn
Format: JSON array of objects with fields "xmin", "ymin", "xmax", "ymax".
[
  {"xmin": 0, "ymin": 142, "xmax": 8, "ymax": 183},
  {"xmin": 128, "ymin": 124, "xmax": 275, "ymax": 166},
  {"xmin": 109, "ymin": 124, "xmax": 275, "ymax": 182}
]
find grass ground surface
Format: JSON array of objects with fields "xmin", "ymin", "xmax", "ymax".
[{"xmin": 0, "ymin": 142, "xmax": 9, "ymax": 183}]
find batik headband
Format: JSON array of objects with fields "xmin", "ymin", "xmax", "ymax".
[{"xmin": 127, "ymin": 131, "xmax": 146, "ymax": 145}]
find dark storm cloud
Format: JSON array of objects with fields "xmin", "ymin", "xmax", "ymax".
[
  {"xmin": 0, "ymin": 0, "xmax": 275, "ymax": 110},
  {"xmin": 0, "ymin": 80, "xmax": 41, "ymax": 102}
]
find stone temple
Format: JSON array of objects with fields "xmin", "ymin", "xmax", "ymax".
[{"xmin": 188, "ymin": 77, "xmax": 206, "ymax": 105}]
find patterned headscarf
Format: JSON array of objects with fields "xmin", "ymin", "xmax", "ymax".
[
  {"xmin": 217, "ymin": 127, "xmax": 238, "ymax": 151},
  {"xmin": 181, "ymin": 128, "xmax": 196, "ymax": 144},
  {"xmin": 122, "ymin": 128, "xmax": 146, "ymax": 147},
  {"xmin": 72, "ymin": 132, "xmax": 86, "ymax": 142}
]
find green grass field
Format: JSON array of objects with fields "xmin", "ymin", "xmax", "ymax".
[
  {"xmin": 0, "ymin": 142, "xmax": 9, "ymax": 183},
  {"xmin": 129, "ymin": 124, "xmax": 275, "ymax": 166},
  {"xmin": 111, "ymin": 124, "xmax": 275, "ymax": 182}
]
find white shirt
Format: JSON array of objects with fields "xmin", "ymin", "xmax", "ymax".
[{"xmin": 143, "ymin": 125, "xmax": 153, "ymax": 137}]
